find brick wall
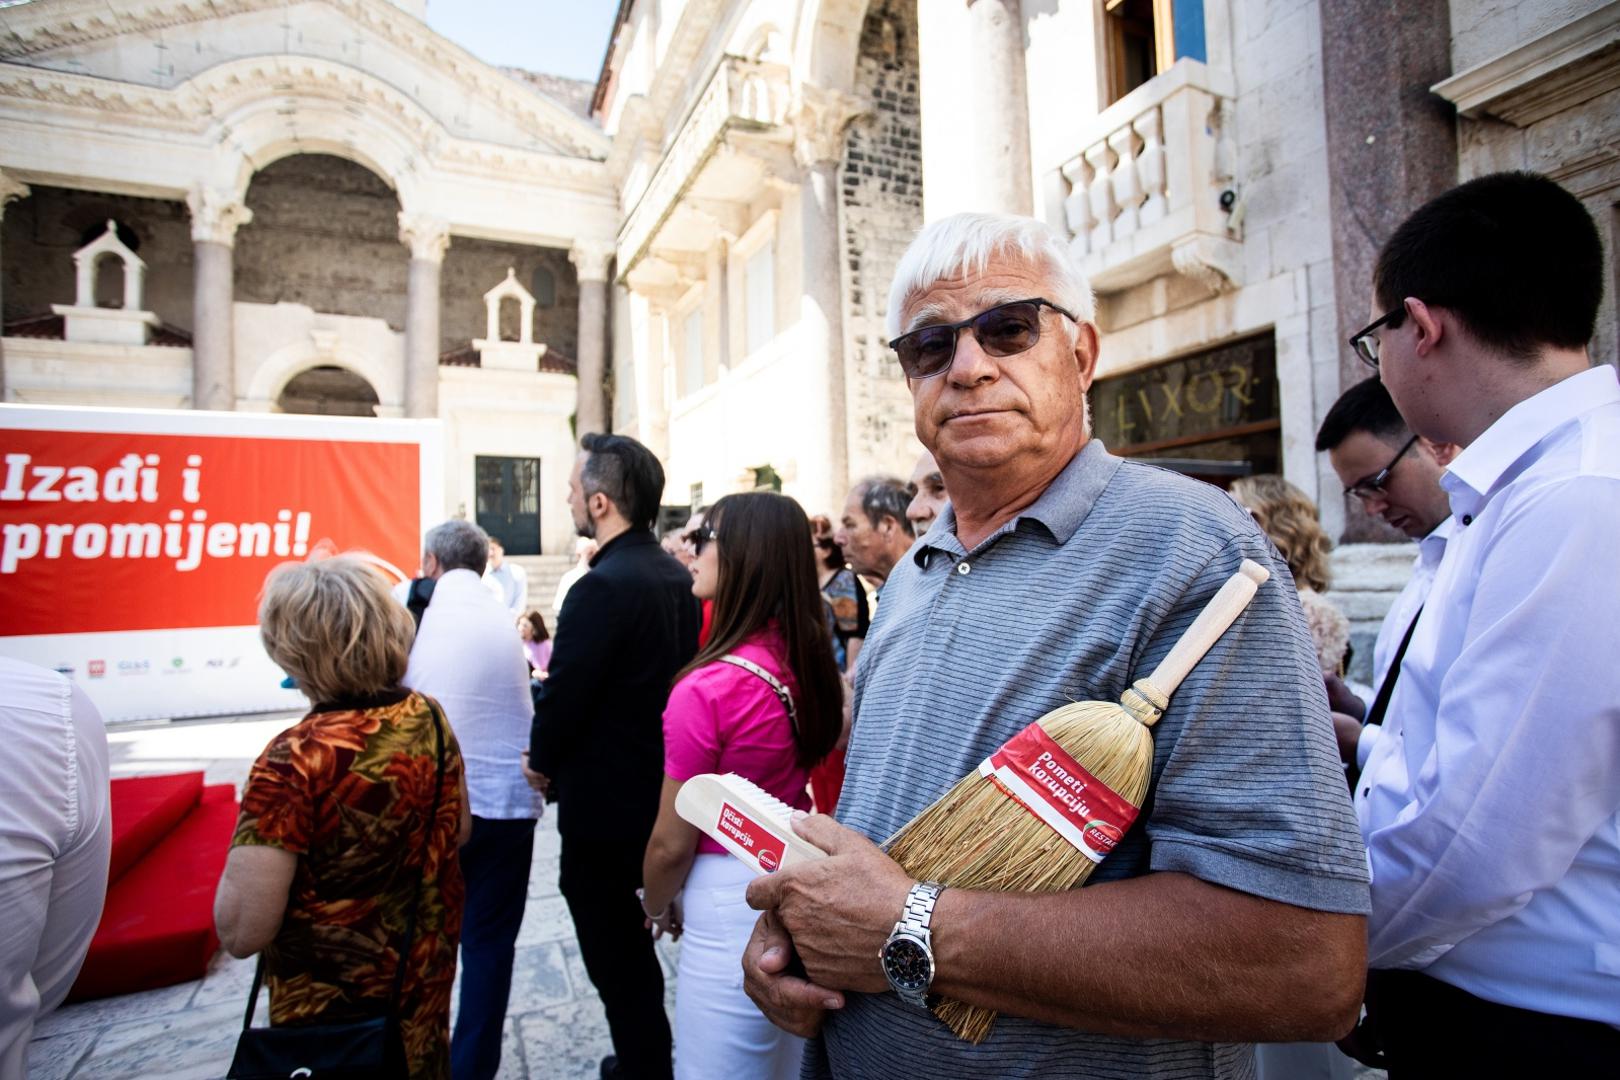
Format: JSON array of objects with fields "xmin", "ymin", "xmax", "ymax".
[{"xmin": 840, "ymin": 0, "xmax": 924, "ymax": 485}]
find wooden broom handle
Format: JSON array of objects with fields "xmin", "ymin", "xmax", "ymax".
[{"xmin": 1143, "ymin": 559, "xmax": 1270, "ymax": 696}]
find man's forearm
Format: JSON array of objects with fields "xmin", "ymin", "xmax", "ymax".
[{"xmin": 928, "ymin": 872, "xmax": 1365, "ymax": 1042}]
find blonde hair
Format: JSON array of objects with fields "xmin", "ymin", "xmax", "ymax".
[
  {"xmin": 259, "ymin": 555, "xmax": 415, "ymax": 706},
  {"xmin": 1230, "ymin": 474, "xmax": 1333, "ymax": 592}
]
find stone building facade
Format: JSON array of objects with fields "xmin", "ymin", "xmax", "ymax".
[{"xmin": 2, "ymin": 0, "xmax": 1614, "ymax": 599}]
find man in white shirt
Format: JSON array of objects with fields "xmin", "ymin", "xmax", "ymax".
[
  {"xmin": 1313, "ymin": 376, "xmax": 1457, "ymax": 772},
  {"xmin": 482, "ymin": 537, "xmax": 528, "ymax": 616},
  {"xmin": 403, "ymin": 520, "xmax": 539, "ymax": 1080},
  {"xmin": 1349, "ymin": 171, "xmax": 1620, "ymax": 1073},
  {"xmin": 0, "ymin": 659, "xmax": 110, "ymax": 1079}
]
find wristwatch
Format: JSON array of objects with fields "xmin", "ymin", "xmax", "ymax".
[{"xmin": 880, "ymin": 881, "xmax": 944, "ymax": 1007}]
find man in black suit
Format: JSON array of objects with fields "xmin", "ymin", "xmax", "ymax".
[{"xmin": 524, "ymin": 433, "xmax": 699, "ymax": 1080}]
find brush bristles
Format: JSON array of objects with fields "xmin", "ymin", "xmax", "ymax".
[{"xmin": 883, "ymin": 700, "xmax": 1156, "ymax": 1043}]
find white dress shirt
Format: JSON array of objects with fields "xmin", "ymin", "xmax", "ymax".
[
  {"xmin": 404, "ymin": 569, "xmax": 540, "ymax": 820},
  {"xmin": 484, "ymin": 561, "xmax": 528, "ymax": 615},
  {"xmin": 1354, "ymin": 518, "xmax": 1455, "ymax": 770},
  {"xmin": 0, "ymin": 659, "xmax": 111, "ymax": 1078},
  {"xmin": 1357, "ymin": 364, "xmax": 1620, "ymax": 1025}
]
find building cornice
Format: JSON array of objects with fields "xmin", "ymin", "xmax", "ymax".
[
  {"xmin": 1432, "ymin": 2, "xmax": 1620, "ymax": 127},
  {"xmin": 0, "ymin": 0, "xmax": 611, "ymax": 159}
]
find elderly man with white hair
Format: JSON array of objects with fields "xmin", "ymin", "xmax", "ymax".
[{"xmin": 742, "ymin": 214, "xmax": 1370, "ymax": 1079}]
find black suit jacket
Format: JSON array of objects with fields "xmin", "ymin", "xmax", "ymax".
[{"xmin": 529, "ymin": 528, "xmax": 701, "ymax": 848}]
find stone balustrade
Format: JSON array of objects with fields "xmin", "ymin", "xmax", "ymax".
[
  {"xmin": 617, "ymin": 55, "xmax": 791, "ymax": 275},
  {"xmin": 1048, "ymin": 59, "xmax": 1243, "ymax": 293}
]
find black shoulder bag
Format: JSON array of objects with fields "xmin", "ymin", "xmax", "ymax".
[{"xmin": 227, "ymin": 700, "xmax": 447, "ymax": 1080}]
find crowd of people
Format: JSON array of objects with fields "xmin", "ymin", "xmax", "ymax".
[{"xmin": 2, "ymin": 169, "xmax": 1615, "ymax": 1080}]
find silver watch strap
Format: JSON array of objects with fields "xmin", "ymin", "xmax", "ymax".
[{"xmin": 898, "ymin": 881, "xmax": 943, "ymax": 934}]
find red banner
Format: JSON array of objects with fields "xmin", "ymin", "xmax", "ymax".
[{"xmin": 0, "ymin": 430, "xmax": 421, "ymax": 636}]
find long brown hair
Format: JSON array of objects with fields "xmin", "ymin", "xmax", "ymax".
[
  {"xmin": 676, "ymin": 493, "xmax": 842, "ymax": 767},
  {"xmin": 1230, "ymin": 474, "xmax": 1333, "ymax": 592}
]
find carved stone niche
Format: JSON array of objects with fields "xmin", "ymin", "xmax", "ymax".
[
  {"xmin": 51, "ymin": 220, "xmax": 161, "ymax": 345},
  {"xmin": 473, "ymin": 267, "xmax": 548, "ymax": 372}
]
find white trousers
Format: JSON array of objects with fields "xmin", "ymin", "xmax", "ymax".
[
  {"xmin": 674, "ymin": 854, "xmax": 805, "ymax": 1080},
  {"xmin": 0, "ymin": 670, "xmax": 111, "ymax": 1079}
]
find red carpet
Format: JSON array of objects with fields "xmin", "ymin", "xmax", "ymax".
[{"xmin": 68, "ymin": 773, "xmax": 239, "ymax": 1002}]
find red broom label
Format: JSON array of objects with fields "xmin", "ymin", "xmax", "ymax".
[
  {"xmin": 716, "ymin": 801, "xmax": 786, "ymax": 873},
  {"xmin": 977, "ymin": 722, "xmax": 1139, "ymax": 863}
]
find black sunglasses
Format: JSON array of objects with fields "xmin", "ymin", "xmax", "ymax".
[
  {"xmin": 1344, "ymin": 434, "xmax": 1419, "ymax": 501},
  {"xmin": 689, "ymin": 522, "xmax": 718, "ymax": 555},
  {"xmin": 888, "ymin": 298, "xmax": 1078, "ymax": 380},
  {"xmin": 1348, "ymin": 305, "xmax": 1407, "ymax": 370}
]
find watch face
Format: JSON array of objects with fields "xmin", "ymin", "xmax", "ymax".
[{"xmin": 882, "ymin": 934, "xmax": 933, "ymax": 992}]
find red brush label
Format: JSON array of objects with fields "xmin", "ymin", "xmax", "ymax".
[
  {"xmin": 717, "ymin": 802, "xmax": 786, "ymax": 873},
  {"xmin": 977, "ymin": 722, "xmax": 1139, "ymax": 862}
]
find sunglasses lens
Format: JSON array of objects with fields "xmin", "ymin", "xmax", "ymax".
[
  {"xmin": 895, "ymin": 326, "xmax": 956, "ymax": 378},
  {"xmin": 974, "ymin": 303, "xmax": 1041, "ymax": 357}
]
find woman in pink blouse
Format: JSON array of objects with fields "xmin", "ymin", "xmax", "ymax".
[{"xmin": 640, "ymin": 492, "xmax": 842, "ymax": 1080}]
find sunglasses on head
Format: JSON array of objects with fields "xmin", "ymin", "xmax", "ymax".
[{"xmin": 888, "ymin": 298, "xmax": 1078, "ymax": 380}]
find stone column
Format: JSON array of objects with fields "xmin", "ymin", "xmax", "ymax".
[
  {"xmin": 1319, "ymin": 0, "xmax": 1455, "ymax": 540},
  {"xmin": 186, "ymin": 187, "xmax": 253, "ymax": 411},
  {"xmin": 966, "ymin": 0, "xmax": 1034, "ymax": 215},
  {"xmin": 793, "ymin": 87, "xmax": 866, "ymax": 512},
  {"xmin": 569, "ymin": 241, "xmax": 615, "ymax": 436},
  {"xmin": 0, "ymin": 170, "xmax": 31, "ymax": 401},
  {"xmin": 398, "ymin": 212, "xmax": 450, "ymax": 419}
]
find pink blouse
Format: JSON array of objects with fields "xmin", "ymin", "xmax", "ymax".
[{"xmin": 663, "ymin": 626, "xmax": 812, "ymax": 855}]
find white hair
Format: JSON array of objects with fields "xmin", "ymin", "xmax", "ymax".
[{"xmin": 884, "ymin": 213, "xmax": 1097, "ymax": 340}]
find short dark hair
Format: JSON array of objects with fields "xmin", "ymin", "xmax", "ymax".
[
  {"xmin": 580, "ymin": 433, "xmax": 664, "ymax": 531},
  {"xmin": 1315, "ymin": 377, "xmax": 1410, "ymax": 452},
  {"xmin": 1374, "ymin": 171, "xmax": 1603, "ymax": 360},
  {"xmin": 855, "ymin": 476, "xmax": 914, "ymax": 538}
]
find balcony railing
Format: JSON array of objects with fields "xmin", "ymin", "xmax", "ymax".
[
  {"xmin": 617, "ymin": 56, "xmax": 791, "ymax": 276},
  {"xmin": 1047, "ymin": 59, "xmax": 1242, "ymax": 293}
]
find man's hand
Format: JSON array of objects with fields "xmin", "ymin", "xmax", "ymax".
[
  {"xmin": 1330, "ymin": 712, "xmax": 1364, "ymax": 767},
  {"xmin": 744, "ymin": 813, "xmax": 913, "ymax": 992},
  {"xmin": 741, "ymin": 909, "xmax": 845, "ymax": 1038},
  {"xmin": 519, "ymin": 751, "xmax": 550, "ymax": 797}
]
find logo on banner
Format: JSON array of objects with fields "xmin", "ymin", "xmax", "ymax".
[
  {"xmin": 88, "ymin": 660, "xmax": 106, "ymax": 678},
  {"xmin": 117, "ymin": 659, "xmax": 151, "ymax": 675},
  {"xmin": 53, "ymin": 663, "xmax": 75, "ymax": 678}
]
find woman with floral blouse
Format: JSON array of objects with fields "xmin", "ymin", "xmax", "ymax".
[{"xmin": 214, "ymin": 556, "xmax": 472, "ymax": 1079}]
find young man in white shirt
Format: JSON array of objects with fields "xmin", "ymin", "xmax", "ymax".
[
  {"xmin": 1313, "ymin": 377, "xmax": 1457, "ymax": 773},
  {"xmin": 1349, "ymin": 170, "xmax": 1620, "ymax": 1072}
]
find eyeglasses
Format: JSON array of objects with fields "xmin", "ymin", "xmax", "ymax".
[
  {"xmin": 1344, "ymin": 434, "xmax": 1418, "ymax": 501},
  {"xmin": 1348, "ymin": 306, "xmax": 1407, "ymax": 370},
  {"xmin": 689, "ymin": 523, "xmax": 717, "ymax": 555},
  {"xmin": 888, "ymin": 298, "xmax": 1078, "ymax": 380}
]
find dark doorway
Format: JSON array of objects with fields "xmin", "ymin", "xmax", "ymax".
[
  {"xmin": 277, "ymin": 366, "xmax": 380, "ymax": 416},
  {"xmin": 476, "ymin": 456, "xmax": 541, "ymax": 555}
]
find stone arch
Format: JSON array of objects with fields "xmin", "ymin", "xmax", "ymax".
[
  {"xmin": 246, "ymin": 337, "xmax": 401, "ymax": 414},
  {"xmin": 176, "ymin": 57, "xmax": 441, "ymax": 211},
  {"xmin": 793, "ymin": 0, "xmax": 875, "ymax": 94}
]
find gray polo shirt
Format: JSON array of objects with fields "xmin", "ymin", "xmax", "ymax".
[{"xmin": 807, "ymin": 440, "xmax": 1369, "ymax": 1080}]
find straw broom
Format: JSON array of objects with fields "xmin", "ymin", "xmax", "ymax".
[{"xmin": 885, "ymin": 559, "xmax": 1270, "ymax": 1043}]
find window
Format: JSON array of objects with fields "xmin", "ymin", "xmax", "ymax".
[
  {"xmin": 683, "ymin": 306, "xmax": 705, "ymax": 395},
  {"xmin": 1104, "ymin": 0, "xmax": 1206, "ymax": 104},
  {"xmin": 745, "ymin": 240, "xmax": 775, "ymax": 355}
]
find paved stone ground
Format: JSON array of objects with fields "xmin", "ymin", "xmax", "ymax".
[{"xmin": 26, "ymin": 712, "xmax": 674, "ymax": 1080}]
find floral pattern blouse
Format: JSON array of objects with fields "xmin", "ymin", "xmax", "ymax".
[{"xmin": 232, "ymin": 689, "xmax": 465, "ymax": 1079}]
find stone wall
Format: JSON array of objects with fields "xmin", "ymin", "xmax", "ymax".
[
  {"xmin": 3, "ymin": 186, "xmax": 194, "ymax": 331},
  {"xmin": 440, "ymin": 239, "xmax": 579, "ymax": 364},
  {"xmin": 232, "ymin": 153, "xmax": 580, "ymax": 362},
  {"xmin": 840, "ymin": 0, "xmax": 925, "ymax": 485},
  {"xmin": 234, "ymin": 154, "xmax": 410, "ymax": 338}
]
